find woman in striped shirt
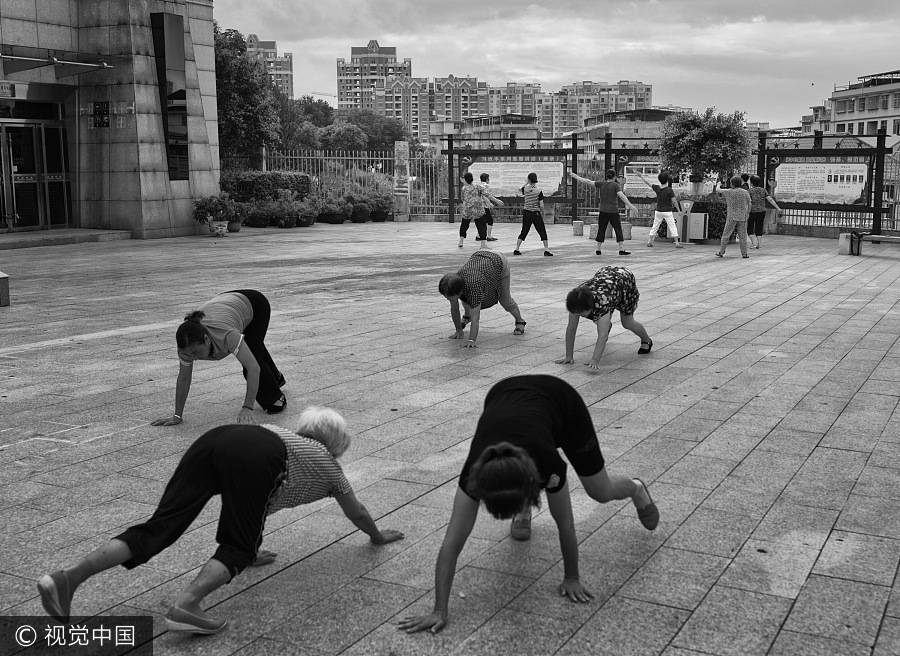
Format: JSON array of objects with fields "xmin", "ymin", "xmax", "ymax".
[
  {"xmin": 514, "ymin": 172, "xmax": 553, "ymax": 256},
  {"xmin": 37, "ymin": 407, "xmax": 403, "ymax": 635}
]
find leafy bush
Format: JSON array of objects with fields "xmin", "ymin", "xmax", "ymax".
[
  {"xmin": 193, "ymin": 193, "xmax": 237, "ymax": 224},
  {"xmin": 220, "ymin": 170, "xmax": 310, "ymax": 202}
]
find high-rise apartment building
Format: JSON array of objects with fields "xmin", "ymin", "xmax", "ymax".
[
  {"xmin": 828, "ymin": 70, "xmax": 900, "ymax": 137},
  {"xmin": 337, "ymin": 40, "xmax": 412, "ymax": 110},
  {"xmin": 246, "ymin": 34, "xmax": 293, "ymax": 98},
  {"xmin": 373, "ymin": 76, "xmax": 431, "ymax": 141},
  {"xmin": 431, "ymin": 76, "xmax": 489, "ymax": 122},
  {"xmin": 487, "ymin": 82, "xmax": 542, "ymax": 117}
]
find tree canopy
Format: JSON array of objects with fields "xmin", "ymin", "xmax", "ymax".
[
  {"xmin": 340, "ymin": 109, "xmax": 408, "ymax": 150},
  {"xmin": 317, "ymin": 121, "xmax": 369, "ymax": 151},
  {"xmin": 659, "ymin": 108, "xmax": 750, "ymax": 184},
  {"xmin": 214, "ymin": 25, "xmax": 280, "ymax": 161}
]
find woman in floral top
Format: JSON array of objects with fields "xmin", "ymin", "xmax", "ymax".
[{"xmin": 555, "ymin": 266, "xmax": 652, "ymax": 369}]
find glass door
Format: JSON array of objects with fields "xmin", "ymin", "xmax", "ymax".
[{"xmin": 0, "ymin": 122, "xmax": 71, "ymax": 230}]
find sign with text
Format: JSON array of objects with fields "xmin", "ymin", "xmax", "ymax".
[
  {"xmin": 468, "ymin": 161, "xmax": 564, "ymax": 197},
  {"xmin": 773, "ymin": 162, "xmax": 868, "ymax": 204}
]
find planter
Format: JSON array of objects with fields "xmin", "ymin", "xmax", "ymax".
[
  {"xmin": 227, "ymin": 220, "xmax": 242, "ymax": 233},
  {"xmin": 212, "ymin": 221, "xmax": 228, "ymax": 237},
  {"xmin": 371, "ymin": 210, "xmax": 389, "ymax": 222},
  {"xmin": 298, "ymin": 214, "xmax": 316, "ymax": 228},
  {"xmin": 319, "ymin": 213, "xmax": 346, "ymax": 224},
  {"xmin": 350, "ymin": 207, "xmax": 370, "ymax": 223},
  {"xmin": 278, "ymin": 215, "xmax": 297, "ymax": 228}
]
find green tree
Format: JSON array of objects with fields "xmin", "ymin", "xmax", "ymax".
[
  {"xmin": 341, "ymin": 108, "xmax": 407, "ymax": 150},
  {"xmin": 659, "ymin": 107, "xmax": 750, "ymax": 187},
  {"xmin": 215, "ymin": 25, "xmax": 279, "ymax": 163},
  {"xmin": 272, "ymin": 89, "xmax": 320, "ymax": 149},
  {"xmin": 317, "ymin": 121, "xmax": 368, "ymax": 151},
  {"xmin": 297, "ymin": 95, "xmax": 334, "ymax": 127}
]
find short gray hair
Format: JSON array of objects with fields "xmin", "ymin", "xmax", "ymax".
[{"xmin": 295, "ymin": 406, "xmax": 351, "ymax": 457}]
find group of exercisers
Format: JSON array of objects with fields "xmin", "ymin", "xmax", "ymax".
[{"xmin": 36, "ymin": 176, "xmax": 669, "ymax": 637}]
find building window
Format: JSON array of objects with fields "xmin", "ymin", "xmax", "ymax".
[
  {"xmin": 847, "ymin": 123, "xmax": 853, "ymax": 134},
  {"xmin": 880, "ymin": 95, "xmax": 889, "ymax": 110},
  {"xmin": 858, "ymin": 122, "xmax": 865, "ymax": 134},
  {"xmin": 894, "ymin": 119, "xmax": 900, "ymax": 135},
  {"xmin": 836, "ymin": 123, "xmax": 845, "ymax": 132},
  {"xmin": 857, "ymin": 99, "xmax": 866, "ymax": 111},
  {"xmin": 150, "ymin": 12, "xmax": 189, "ymax": 181}
]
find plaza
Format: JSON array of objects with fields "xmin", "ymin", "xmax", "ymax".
[{"xmin": 1, "ymin": 222, "xmax": 900, "ymax": 655}]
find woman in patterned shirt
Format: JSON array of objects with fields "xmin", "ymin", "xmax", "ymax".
[
  {"xmin": 37, "ymin": 407, "xmax": 403, "ymax": 635},
  {"xmin": 716, "ymin": 175, "xmax": 753, "ymax": 258},
  {"xmin": 555, "ymin": 266, "xmax": 653, "ymax": 369}
]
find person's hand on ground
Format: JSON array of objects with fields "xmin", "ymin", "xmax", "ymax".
[
  {"xmin": 151, "ymin": 415, "xmax": 182, "ymax": 427},
  {"xmin": 462, "ymin": 340, "xmax": 477, "ymax": 348},
  {"xmin": 371, "ymin": 529, "xmax": 405, "ymax": 545},
  {"xmin": 554, "ymin": 356, "xmax": 575, "ymax": 364},
  {"xmin": 397, "ymin": 612, "xmax": 447, "ymax": 634},
  {"xmin": 237, "ymin": 407, "xmax": 255, "ymax": 424},
  {"xmin": 558, "ymin": 577, "xmax": 594, "ymax": 603},
  {"xmin": 448, "ymin": 330, "xmax": 464, "ymax": 340},
  {"xmin": 586, "ymin": 360, "xmax": 602, "ymax": 370}
]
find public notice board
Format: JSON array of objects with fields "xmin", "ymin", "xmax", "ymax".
[
  {"xmin": 468, "ymin": 161, "xmax": 565, "ymax": 197},
  {"xmin": 773, "ymin": 161, "xmax": 868, "ymax": 204}
]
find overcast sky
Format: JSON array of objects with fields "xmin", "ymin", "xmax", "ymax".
[{"xmin": 211, "ymin": 0, "xmax": 898, "ymax": 128}]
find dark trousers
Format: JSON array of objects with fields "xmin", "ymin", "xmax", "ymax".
[
  {"xmin": 232, "ymin": 289, "xmax": 283, "ymax": 410},
  {"xmin": 748, "ymin": 211, "xmax": 766, "ymax": 236},
  {"xmin": 595, "ymin": 211, "xmax": 624, "ymax": 243},
  {"xmin": 115, "ymin": 425, "xmax": 286, "ymax": 579},
  {"xmin": 518, "ymin": 210, "xmax": 547, "ymax": 241},
  {"xmin": 459, "ymin": 215, "xmax": 488, "ymax": 240}
]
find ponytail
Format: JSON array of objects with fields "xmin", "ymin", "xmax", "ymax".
[
  {"xmin": 175, "ymin": 310, "xmax": 206, "ymax": 348},
  {"xmin": 467, "ymin": 441, "xmax": 541, "ymax": 519}
]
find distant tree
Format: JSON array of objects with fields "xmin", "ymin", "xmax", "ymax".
[
  {"xmin": 214, "ymin": 25, "xmax": 279, "ymax": 162},
  {"xmin": 317, "ymin": 121, "xmax": 368, "ymax": 151},
  {"xmin": 272, "ymin": 89, "xmax": 320, "ymax": 149},
  {"xmin": 341, "ymin": 108, "xmax": 408, "ymax": 150},
  {"xmin": 659, "ymin": 107, "xmax": 750, "ymax": 187},
  {"xmin": 296, "ymin": 95, "xmax": 334, "ymax": 128}
]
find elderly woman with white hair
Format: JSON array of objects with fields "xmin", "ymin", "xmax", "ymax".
[{"xmin": 36, "ymin": 408, "xmax": 403, "ymax": 635}]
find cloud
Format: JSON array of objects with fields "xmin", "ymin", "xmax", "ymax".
[{"xmin": 212, "ymin": 0, "xmax": 900, "ymax": 127}]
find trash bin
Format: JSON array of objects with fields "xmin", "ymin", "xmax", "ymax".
[{"xmin": 573, "ymin": 220, "xmax": 584, "ymax": 236}]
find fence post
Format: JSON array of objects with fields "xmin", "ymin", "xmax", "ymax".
[
  {"xmin": 571, "ymin": 134, "xmax": 578, "ymax": 223},
  {"xmin": 756, "ymin": 132, "xmax": 767, "ymax": 179},
  {"xmin": 604, "ymin": 132, "xmax": 613, "ymax": 173},
  {"xmin": 393, "ymin": 141, "xmax": 410, "ymax": 222},
  {"xmin": 873, "ymin": 128, "xmax": 887, "ymax": 235},
  {"xmin": 447, "ymin": 135, "xmax": 455, "ymax": 223},
  {"xmin": 261, "ymin": 144, "xmax": 267, "ymax": 172}
]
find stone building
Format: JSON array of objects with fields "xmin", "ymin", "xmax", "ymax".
[{"xmin": 0, "ymin": 0, "xmax": 219, "ymax": 238}]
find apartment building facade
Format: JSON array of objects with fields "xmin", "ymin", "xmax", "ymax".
[
  {"xmin": 336, "ymin": 40, "xmax": 411, "ymax": 111},
  {"xmin": 829, "ymin": 70, "xmax": 900, "ymax": 137},
  {"xmin": 246, "ymin": 34, "xmax": 293, "ymax": 98}
]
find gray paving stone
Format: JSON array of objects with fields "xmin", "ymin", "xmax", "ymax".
[
  {"xmin": 836, "ymin": 493, "xmax": 900, "ymax": 539},
  {"xmin": 666, "ymin": 507, "xmax": 758, "ymax": 557},
  {"xmin": 671, "ymin": 585, "xmax": 792, "ymax": 656},
  {"xmin": 618, "ymin": 546, "xmax": 729, "ymax": 610},
  {"xmin": 755, "ymin": 427, "xmax": 823, "ymax": 456},
  {"xmin": 783, "ymin": 574, "xmax": 889, "ymax": 647},
  {"xmin": 718, "ymin": 538, "xmax": 820, "ymax": 598},
  {"xmin": 812, "ymin": 530, "xmax": 900, "ymax": 586},
  {"xmin": 768, "ymin": 630, "xmax": 872, "ymax": 656},
  {"xmin": 566, "ymin": 596, "xmax": 690, "ymax": 655},
  {"xmin": 658, "ymin": 454, "xmax": 735, "ymax": 490},
  {"xmin": 752, "ymin": 500, "xmax": 839, "ymax": 550},
  {"xmin": 451, "ymin": 608, "xmax": 579, "ymax": 656},
  {"xmin": 874, "ymin": 616, "xmax": 900, "ymax": 656}
]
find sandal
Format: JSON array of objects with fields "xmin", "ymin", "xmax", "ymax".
[
  {"xmin": 633, "ymin": 479, "xmax": 660, "ymax": 530},
  {"xmin": 638, "ymin": 338, "xmax": 653, "ymax": 354},
  {"xmin": 266, "ymin": 394, "xmax": 287, "ymax": 414},
  {"xmin": 513, "ymin": 321, "xmax": 527, "ymax": 335},
  {"xmin": 250, "ymin": 549, "xmax": 277, "ymax": 567}
]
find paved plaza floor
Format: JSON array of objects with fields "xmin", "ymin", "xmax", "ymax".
[{"xmin": 1, "ymin": 221, "xmax": 899, "ymax": 655}]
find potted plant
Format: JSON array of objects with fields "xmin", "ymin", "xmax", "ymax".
[
  {"xmin": 319, "ymin": 191, "xmax": 350, "ymax": 224},
  {"xmin": 369, "ymin": 189, "xmax": 393, "ymax": 222},
  {"xmin": 228, "ymin": 202, "xmax": 247, "ymax": 232},
  {"xmin": 297, "ymin": 196, "xmax": 321, "ymax": 227},
  {"xmin": 193, "ymin": 193, "xmax": 235, "ymax": 236}
]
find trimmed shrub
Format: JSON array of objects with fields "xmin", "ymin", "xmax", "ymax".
[{"xmin": 220, "ymin": 170, "xmax": 310, "ymax": 202}]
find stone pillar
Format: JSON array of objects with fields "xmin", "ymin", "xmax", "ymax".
[{"xmin": 393, "ymin": 140, "xmax": 410, "ymax": 221}]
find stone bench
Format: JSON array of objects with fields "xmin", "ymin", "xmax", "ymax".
[
  {"xmin": 0, "ymin": 271, "xmax": 8, "ymax": 306},
  {"xmin": 839, "ymin": 232, "xmax": 900, "ymax": 255}
]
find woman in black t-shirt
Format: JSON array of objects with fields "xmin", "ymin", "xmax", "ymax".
[{"xmin": 398, "ymin": 375, "xmax": 659, "ymax": 634}]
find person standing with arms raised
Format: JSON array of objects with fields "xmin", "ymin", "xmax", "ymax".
[{"xmin": 570, "ymin": 169, "xmax": 638, "ymax": 256}]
